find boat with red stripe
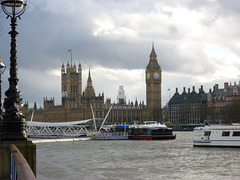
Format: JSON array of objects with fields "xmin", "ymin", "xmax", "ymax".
[{"xmin": 128, "ymin": 121, "xmax": 176, "ymax": 140}]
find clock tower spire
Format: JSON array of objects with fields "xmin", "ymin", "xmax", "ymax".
[{"xmin": 146, "ymin": 43, "xmax": 162, "ymax": 121}]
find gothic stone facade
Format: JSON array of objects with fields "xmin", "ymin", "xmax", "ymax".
[{"xmin": 22, "ymin": 44, "xmax": 163, "ymax": 124}]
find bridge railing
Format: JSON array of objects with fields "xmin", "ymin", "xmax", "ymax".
[{"xmin": 9, "ymin": 144, "xmax": 36, "ymax": 180}]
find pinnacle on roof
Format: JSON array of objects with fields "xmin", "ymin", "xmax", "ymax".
[
  {"xmin": 150, "ymin": 42, "xmax": 157, "ymax": 58},
  {"xmin": 147, "ymin": 42, "xmax": 160, "ymax": 67},
  {"xmin": 87, "ymin": 68, "xmax": 92, "ymax": 84}
]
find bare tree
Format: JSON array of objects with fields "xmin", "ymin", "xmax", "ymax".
[{"xmin": 221, "ymin": 100, "xmax": 240, "ymax": 123}]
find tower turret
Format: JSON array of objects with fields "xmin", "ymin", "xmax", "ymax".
[
  {"xmin": 117, "ymin": 85, "xmax": 126, "ymax": 104},
  {"xmin": 78, "ymin": 62, "xmax": 82, "ymax": 73},
  {"xmin": 61, "ymin": 62, "xmax": 65, "ymax": 74},
  {"xmin": 66, "ymin": 61, "xmax": 70, "ymax": 73},
  {"xmin": 145, "ymin": 43, "xmax": 162, "ymax": 121},
  {"xmin": 61, "ymin": 60, "xmax": 82, "ymax": 107}
]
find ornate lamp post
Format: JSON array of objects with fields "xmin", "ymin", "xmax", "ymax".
[{"xmin": 0, "ymin": 0, "xmax": 27, "ymax": 140}]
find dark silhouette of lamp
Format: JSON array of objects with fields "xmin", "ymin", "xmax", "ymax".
[{"xmin": 0, "ymin": 0, "xmax": 27, "ymax": 140}]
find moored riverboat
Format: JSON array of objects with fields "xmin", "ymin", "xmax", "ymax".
[
  {"xmin": 90, "ymin": 132, "xmax": 128, "ymax": 140},
  {"xmin": 91, "ymin": 121, "xmax": 176, "ymax": 140},
  {"xmin": 193, "ymin": 124, "xmax": 240, "ymax": 147},
  {"xmin": 128, "ymin": 121, "xmax": 176, "ymax": 140}
]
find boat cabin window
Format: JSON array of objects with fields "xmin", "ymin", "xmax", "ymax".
[
  {"xmin": 232, "ymin": 131, "xmax": 240, "ymax": 136},
  {"xmin": 222, "ymin": 131, "xmax": 230, "ymax": 136},
  {"xmin": 194, "ymin": 130, "xmax": 202, "ymax": 136},
  {"xmin": 204, "ymin": 131, "xmax": 211, "ymax": 136},
  {"xmin": 143, "ymin": 121, "xmax": 157, "ymax": 125}
]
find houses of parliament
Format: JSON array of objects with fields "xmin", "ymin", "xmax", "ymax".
[{"xmin": 22, "ymin": 44, "xmax": 162, "ymax": 124}]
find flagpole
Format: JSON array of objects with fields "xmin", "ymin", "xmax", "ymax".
[
  {"xmin": 71, "ymin": 49, "xmax": 72, "ymax": 63},
  {"xmin": 68, "ymin": 49, "xmax": 72, "ymax": 63}
]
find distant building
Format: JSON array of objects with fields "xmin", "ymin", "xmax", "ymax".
[
  {"xmin": 207, "ymin": 82, "xmax": 240, "ymax": 121},
  {"xmin": 168, "ymin": 81, "xmax": 240, "ymax": 124},
  {"xmin": 22, "ymin": 44, "xmax": 163, "ymax": 124},
  {"xmin": 117, "ymin": 85, "xmax": 126, "ymax": 104},
  {"xmin": 24, "ymin": 63, "xmax": 105, "ymax": 122},
  {"xmin": 105, "ymin": 43, "xmax": 162, "ymax": 123},
  {"xmin": 168, "ymin": 86, "xmax": 208, "ymax": 124},
  {"xmin": 105, "ymin": 98, "xmax": 147, "ymax": 124}
]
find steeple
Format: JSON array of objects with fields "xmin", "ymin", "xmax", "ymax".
[
  {"xmin": 150, "ymin": 42, "xmax": 157, "ymax": 60},
  {"xmin": 85, "ymin": 69, "xmax": 95, "ymax": 97},
  {"xmin": 87, "ymin": 69, "xmax": 92, "ymax": 86},
  {"xmin": 147, "ymin": 42, "xmax": 160, "ymax": 68}
]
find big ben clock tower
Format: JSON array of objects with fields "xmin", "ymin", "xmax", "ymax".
[{"xmin": 146, "ymin": 43, "xmax": 162, "ymax": 121}]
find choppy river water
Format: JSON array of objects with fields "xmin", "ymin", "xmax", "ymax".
[{"xmin": 36, "ymin": 132, "xmax": 240, "ymax": 180}]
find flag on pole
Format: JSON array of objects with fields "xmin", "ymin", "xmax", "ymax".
[{"xmin": 68, "ymin": 49, "xmax": 73, "ymax": 63}]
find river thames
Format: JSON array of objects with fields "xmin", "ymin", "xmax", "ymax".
[{"xmin": 36, "ymin": 132, "xmax": 240, "ymax": 180}]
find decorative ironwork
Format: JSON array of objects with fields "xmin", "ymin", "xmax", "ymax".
[{"xmin": 0, "ymin": 0, "xmax": 27, "ymax": 140}]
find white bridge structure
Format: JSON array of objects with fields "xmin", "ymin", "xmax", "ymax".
[
  {"xmin": 27, "ymin": 120, "xmax": 93, "ymax": 138},
  {"xmin": 27, "ymin": 104, "xmax": 113, "ymax": 138}
]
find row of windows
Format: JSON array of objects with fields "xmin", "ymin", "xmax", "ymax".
[
  {"xmin": 112, "ymin": 106, "xmax": 144, "ymax": 110},
  {"xmin": 170, "ymin": 104, "xmax": 202, "ymax": 109},
  {"xmin": 222, "ymin": 131, "xmax": 240, "ymax": 136},
  {"xmin": 214, "ymin": 103, "xmax": 225, "ymax": 107},
  {"xmin": 170, "ymin": 109, "xmax": 200, "ymax": 114},
  {"xmin": 95, "ymin": 111, "xmax": 102, "ymax": 117},
  {"xmin": 170, "ymin": 99, "xmax": 205, "ymax": 103},
  {"xmin": 110, "ymin": 111, "xmax": 142, "ymax": 116},
  {"xmin": 171, "ymin": 119, "xmax": 201, "ymax": 124},
  {"xmin": 71, "ymin": 85, "xmax": 78, "ymax": 94},
  {"xmin": 203, "ymin": 131, "xmax": 240, "ymax": 137}
]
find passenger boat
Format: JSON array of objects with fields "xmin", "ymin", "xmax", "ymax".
[
  {"xmin": 193, "ymin": 124, "xmax": 240, "ymax": 147},
  {"xmin": 90, "ymin": 124, "xmax": 129, "ymax": 140},
  {"xmin": 128, "ymin": 121, "xmax": 176, "ymax": 140},
  {"xmin": 90, "ymin": 132, "xmax": 128, "ymax": 140}
]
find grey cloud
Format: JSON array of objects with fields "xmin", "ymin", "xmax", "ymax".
[{"xmin": 1, "ymin": 0, "xmax": 240, "ymax": 107}]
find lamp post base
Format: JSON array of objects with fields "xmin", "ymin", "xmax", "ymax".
[{"xmin": 1, "ymin": 119, "xmax": 27, "ymax": 140}]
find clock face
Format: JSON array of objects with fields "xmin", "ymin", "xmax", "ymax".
[
  {"xmin": 147, "ymin": 72, "xmax": 150, "ymax": 79},
  {"xmin": 154, "ymin": 72, "xmax": 160, "ymax": 79}
]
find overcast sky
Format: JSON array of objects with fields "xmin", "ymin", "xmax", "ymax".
[{"xmin": 0, "ymin": 0, "xmax": 240, "ymax": 108}]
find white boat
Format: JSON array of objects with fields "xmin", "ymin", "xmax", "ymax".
[
  {"xmin": 193, "ymin": 124, "xmax": 240, "ymax": 147},
  {"xmin": 128, "ymin": 121, "xmax": 176, "ymax": 140},
  {"xmin": 135, "ymin": 121, "xmax": 168, "ymax": 128},
  {"xmin": 90, "ymin": 132, "xmax": 128, "ymax": 140}
]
